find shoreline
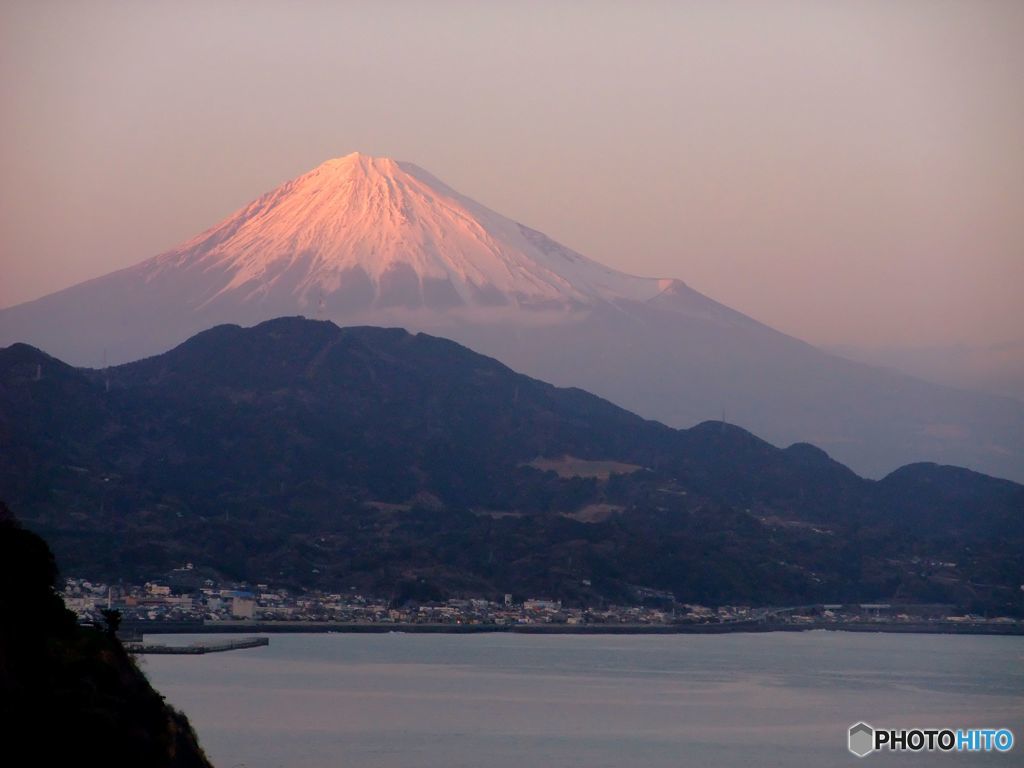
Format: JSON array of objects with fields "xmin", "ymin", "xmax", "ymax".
[{"xmin": 125, "ymin": 619, "xmax": 1024, "ymax": 637}]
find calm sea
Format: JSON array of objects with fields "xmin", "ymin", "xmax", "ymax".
[{"xmin": 142, "ymin": 631, "xmax": 1024, "ymax": 767}]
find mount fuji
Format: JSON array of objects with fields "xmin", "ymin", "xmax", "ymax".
[{"xmin": 2, "ymin": 152, "xmax": 1022, "ymax": 481}]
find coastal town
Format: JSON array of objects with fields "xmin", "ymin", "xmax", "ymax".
[{"xmin": 61, "ymin": 575, "xmax": 1023, "ymax": 634}]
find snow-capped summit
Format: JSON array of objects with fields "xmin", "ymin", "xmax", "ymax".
[
  {"xmin": 144, "ymin": 152, "xmax": 664, "ymax": 313},
  {"xmin": 0, "ymin": 151, "xmax": 737, "ymax": 367}
]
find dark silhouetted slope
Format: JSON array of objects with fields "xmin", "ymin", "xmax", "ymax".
[{"xmin": 0, "ymin": 503, "xmax": 212, "ymax": 768}]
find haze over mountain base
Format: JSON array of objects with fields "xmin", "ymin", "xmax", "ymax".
[{"xmin": 828, "ymin": 341, "xmax": 1024, "ymax": 404}]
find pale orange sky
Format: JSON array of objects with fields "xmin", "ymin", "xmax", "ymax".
[{"xmin": 1, "ymin": 1, "xmax": 1022, "ymax": 348}]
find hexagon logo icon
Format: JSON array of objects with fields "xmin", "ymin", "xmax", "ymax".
[{"xmin": 849, "ymin": 722, "xmax": 875, "ymax": 758}]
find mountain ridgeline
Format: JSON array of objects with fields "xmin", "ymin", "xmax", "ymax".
[
  {"xmin": 1, "ymin": 153, "xmax": 1021, "ymax": 481},
  {"xmin": 1, "ymin": 317, "xmax": 1021, "ymax": 611}
]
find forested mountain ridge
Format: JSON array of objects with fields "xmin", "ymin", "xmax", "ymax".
[{"xmin": 1, "ymin": 317, "xmax": 1021, "ymax": 611}]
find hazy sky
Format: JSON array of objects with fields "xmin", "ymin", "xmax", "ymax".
[{"xmin": 1, "ymin": 1, "xmax": 1021, "ymax": 347}]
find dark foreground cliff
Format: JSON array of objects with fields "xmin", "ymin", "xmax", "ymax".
[{"xmin": 0, "ymin": 503, "xmax": 212, "ymax": 768}]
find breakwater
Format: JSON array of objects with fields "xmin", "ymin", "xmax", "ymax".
[{"xmin": 126, "ymin": 636, "xmax": 269, "ymax": 654}]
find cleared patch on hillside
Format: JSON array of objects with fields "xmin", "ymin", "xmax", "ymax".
[
  {"xmin": 526, "ymin": 455, "xmax": 645, "ymax": 479},
  {"xmin": 471, "ymin": 509, "xmax": 526, "ymax": 519},
  {"xmin": 563, "ymin": 503, "xmax": 625, "ymax": 523}
]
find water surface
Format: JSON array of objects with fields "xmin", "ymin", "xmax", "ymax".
[{"xmin": 143, "ymin": 631, "xmax": 1024, "ymax": 767}]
